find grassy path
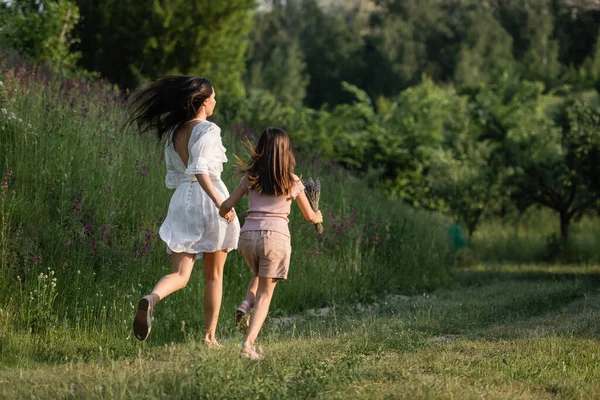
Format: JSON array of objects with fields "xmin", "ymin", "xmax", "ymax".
[{"xmin": 1, "ymin": 265, "xmax": 599, "ymax": 399}]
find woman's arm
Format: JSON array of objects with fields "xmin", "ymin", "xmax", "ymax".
[
  {"xmin": 196, "ymin": 173, "xmax": 223, "ymax": 207},
  {"xmin": 295, "ymin": 190, "xmax": 323, "ymax": 223},
  {"xmin": 196, "ymin": 173, "xmax": 236, "ymax": 222},
  {"xmin": 219, "ymin": 179, "xmax": 247, "ymax": 218}
]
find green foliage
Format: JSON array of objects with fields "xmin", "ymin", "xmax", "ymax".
[
  {"xmin": 495, "ymin": 0, "xmax": 562, "ymax": 84},
  {"xmin": 429, "ymin": 114, "xmax": 502, "ymax": 237},
  {"xmin": 75, "ymin": 0, "xmax": 256, "ymax": 94},
  {"xmin": 467, "ymin": 78, "xmax": 600, "ymax": 244},
  {"xmin": 0, "ymin": 0, "xmax": 81, "ymax": 71},
  {"xmin": 246, "ymin": 0, "xmax": 308, "ymax": 108},
  {"xmin": 453, "ymin": 7, "xmax": 516, "ymax": 88},
  {"xmin": 380, "ymin": 79, "xmax": 458, "ymax": 209}
]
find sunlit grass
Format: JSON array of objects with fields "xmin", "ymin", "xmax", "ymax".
[
  {"xmin": 471, "ymin": 208, "xmax": 600, "ymax": 264},
  {"xmin": 1, "ymin": 265, "xmax": 598, "ymax": 399}
]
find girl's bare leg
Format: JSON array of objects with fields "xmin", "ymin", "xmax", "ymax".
[
  {"xmin": 202, "ymin": 250, "xmax": 228, "ymax": 344},
  {"xmin": 242, "ymin": 276, "xmax": 259, "ymax": 307},
  {"xmin": 234, "ymin": 276, "xmax": 259, "ymax": 332},
  {"xmin": 244, "ymin": 277, "xmax": 278, "ymax": 347}
]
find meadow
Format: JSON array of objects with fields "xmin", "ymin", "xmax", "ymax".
[
  {"xmin": 1, "ymin": 265, "xmax": 598, "ymax": 399},
  {"xmin": 0, "ymin": 57, "xmax": 450, "ymax": 366},
  {"xmin": 1, "ymin": 57, "xmax": 599, "ymax": 399}
]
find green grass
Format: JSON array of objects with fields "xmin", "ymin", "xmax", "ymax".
[
  {"xmin": 1, "ymin": 264, "xmax": 599, "ymax": 399},
  {"xmin": 0, "ymin": 53, "xmax": 452, "ymax": 364},
  {"xmin": 470, "ymin": 208, "xmax": 600, "ymax": 264}
]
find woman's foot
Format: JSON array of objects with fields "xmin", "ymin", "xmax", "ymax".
[
  {"xmin": 240, "ymin": 341, "xmax": 263, "ymax": 360},
  {"xmin": 133, "ymin": 293, "xmax": 159, "ymax": 341},
  {"xmin": 234, "ymin": 300, "xmax": 251, "ymax": 334},
  {"xmin": 203, "ymin": 339, "xmax": 222, "ymax": 348}
]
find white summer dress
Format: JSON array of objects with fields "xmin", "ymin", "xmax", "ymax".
[{"xmin": 158, "ymin": 120, "xmax": 240, "ymax": 259}]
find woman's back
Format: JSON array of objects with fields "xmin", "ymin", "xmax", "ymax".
[{"xmin": 164, "ymin": 121, "xmax": 226, "ymax": 189}]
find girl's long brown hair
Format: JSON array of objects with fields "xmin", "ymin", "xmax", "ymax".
[
  {"xmin": 238, "ymin": 128, "xmax": 297, "ymax": 196},
  {"xmin": 127, "ymin": 75, "xmax": 213, "ymax": 141}
]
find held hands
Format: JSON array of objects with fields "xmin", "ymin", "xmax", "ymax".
[
  {"xmin": 218, "ymin": 203, "xmax": 236, "ymax": 223},
  {"xmin": 224, "ymin": 208, "xmax": 236, "ymax": 223}
]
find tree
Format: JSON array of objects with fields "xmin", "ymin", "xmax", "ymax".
[
  {"xmin": 470, "ymin": 78, "xmax": 600, "ymax": 244},
  {"xmin": 429, "ymin": 102, "xmax": 503, "ymax": 237},
  {"xmin": 75, "ymin": 0, "xmax": 256, "ymax": 94},
  {"xmin": 453, "ymin": 7, "xmax": 515, "ymax": 88},
  {"xmin": 495, "ymin": 0, "xmax": 562, "ymax": 85},
  {"xmin": 377, "ymin": 78, "xmax": 458, "ymax": 209},
  {"xmin": 367, "ymin": 0, "xmax": 453, "ymax": 97},
  {"xmin": 0, "ymin": 0, "xmax": 81, "ymax": 71},
  {"xmin": 245, "ymin": 0, "xmax": 309, "ymax": 108},
  {"xmin": 299, "ymin": 0, "xmax": 368, "ymax": 107}
]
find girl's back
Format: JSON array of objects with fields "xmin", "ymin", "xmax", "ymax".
[{"xmin": 242, "ymin": 174, "xmax": 304, "ymax": 237}]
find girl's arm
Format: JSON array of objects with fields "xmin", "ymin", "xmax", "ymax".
[
  {"xmin": 219, "ymin": 179, "xmax": 247, "ymax": 218},
  {"xmin": 295, "ymin": 190, "xmax": 323, "ymax": 224}
]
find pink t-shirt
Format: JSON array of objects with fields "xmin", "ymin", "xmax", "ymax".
[{"xmin": 240, "ymin": 174, "xmax": 305, "ymax": 238}]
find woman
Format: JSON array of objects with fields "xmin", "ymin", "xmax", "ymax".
[{"xmin": 128, "ymin": 76, "xmax": 240, "ymax": 346}]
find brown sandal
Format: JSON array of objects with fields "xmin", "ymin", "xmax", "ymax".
[{"xmin": 133, "ymin": 295, "xmax": 154, "ymax": 341}]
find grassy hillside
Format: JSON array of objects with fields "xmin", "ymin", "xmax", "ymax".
[{"xmin": 0, "ymin": 56, "xmax": 452, "ymax": 364}]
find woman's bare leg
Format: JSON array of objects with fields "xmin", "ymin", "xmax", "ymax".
[
  {"xmin": 134, "ymin": 252, "xmax": 195, "ymax": 340},
  {"xmin": 244, "ymin": 277, "xmax": 278, "ymax": 348},
  {"xmin": 202, "ymin": 250, "xmax": 228, "ymax": 344},
  {"xmin": 151, "ymin": 252, "xmax": 196, "ymax": 300}
]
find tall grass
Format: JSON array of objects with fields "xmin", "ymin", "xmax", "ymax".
[
  {"xmin": 470, "ymin": 208, "xmax": 600, "ymax": 264},
  {"xmin": 0, "ymin": 55, "xmax": 452, "ymax": 365}
]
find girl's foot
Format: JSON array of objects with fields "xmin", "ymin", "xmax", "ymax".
[
  {"xmin": 234, "ymin": 300, "xmax": 251, "ymax": 334},
  {"xmin": 240, "ymin": 341, "xmax": 263, "ymax": 360},
  {"xmin": 133, "ymin": 294, "xmax": 159, "ymax": 341}
]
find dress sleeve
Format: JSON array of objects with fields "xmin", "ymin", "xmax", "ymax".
[
  {"xmin": 185, "ymin": 124, "xmax": 221, "ymax": 176},
  {"xmin": 290, "ymin": 175, "xmax": 305, "ymax": 200},
  {"xmin": 164, "ymin": 145, "xmax": 179, "ymax": 189}
]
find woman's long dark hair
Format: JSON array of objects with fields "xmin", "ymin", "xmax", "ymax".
[
  {"xmin": 128, "ymin": 75, "xmax": 213, "ymax": 141},
  {"xmin": 238, "ymin": 128, "xmax": 297, "ymax": 196}
]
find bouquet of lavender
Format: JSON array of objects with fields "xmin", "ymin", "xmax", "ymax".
[{"xmin": 303, "ymin": 178, "xmax": 324, "ymax": 234}]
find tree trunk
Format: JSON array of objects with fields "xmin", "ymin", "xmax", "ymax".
[
  {"xmin": 59, "ymin": 8, "xmax": 72, "ymax": 43},
  {"xmin": 560, "ymin": 211, "xmax": 570, "ymax": 244}
]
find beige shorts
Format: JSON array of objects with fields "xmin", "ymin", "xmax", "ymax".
[{"xmin": 238, "ymin": 230, "xmax": 291, "ymax": 280}]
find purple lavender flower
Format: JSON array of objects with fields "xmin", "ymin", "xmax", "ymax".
[{"xmin": 303, "ymin": 178, "xmax": 324, "ymax": 234}]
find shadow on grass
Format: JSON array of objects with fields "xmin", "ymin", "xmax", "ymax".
[
  {"xmin": 454, "ymin": 268, "xmax": 600, "ymax": 288},
  {"xmin": 428, "ymin": 268, "xmax": 600, "ymax": 339}
]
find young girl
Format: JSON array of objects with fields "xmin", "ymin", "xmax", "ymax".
[
  {"xmin": 128, "ymin": 76, "xmax": 240, "ymax": 346},
  {"xmin": 219, "ymin": 127, "xmax": 323, "ymax": 359}
]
